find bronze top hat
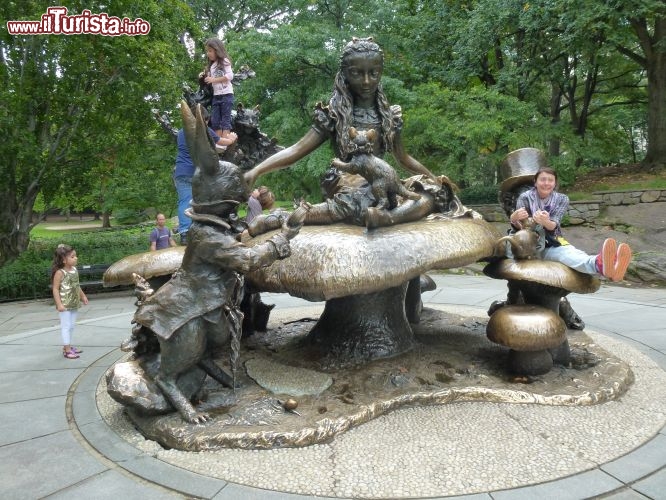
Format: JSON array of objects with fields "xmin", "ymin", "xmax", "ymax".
[{"xmin": 499, "ymin": 148, "xmax": 548, "ymax": 193}]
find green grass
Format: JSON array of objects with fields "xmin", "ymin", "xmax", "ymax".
[
  {"xmin": 566, "ymin": 178, "xmax": 666, "ymax": 200},
  {"xmin": 31, "ymin": 222, "xmax": 106, "ymax": 239},
  {"xmin": 566, "ymin": 192, "xmax": 595, "ymax": 201},
  {"xmin": 30, "ymin": 215, "xmax": 180, "ymax": 239}
]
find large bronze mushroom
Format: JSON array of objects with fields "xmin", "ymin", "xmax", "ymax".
[
  {"xmin": 106, "ymin": 218, "xmax": 501, "ymax": 362},
  {"xmin": 244, "ymin": 217, "xmax": 500, "ymax": 361}
]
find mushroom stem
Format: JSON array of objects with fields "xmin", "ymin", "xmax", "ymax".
[
  {"xmin": 508, "ymin": 349, "xmax": 553, "ymax": 375},
  {"xmin": 307, "ymin": 282, "xmax": 415, "ymax": 361}
]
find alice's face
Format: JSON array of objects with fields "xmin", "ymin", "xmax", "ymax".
[
  {"xmin": 535, "ymin": 172, "xmax": 557, "ymax": 198},
  {"xmin": 343, "ymin": 52, "xmax": 383, "ymax": 104}
]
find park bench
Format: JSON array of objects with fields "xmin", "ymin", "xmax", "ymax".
[{"xmin": 76, "ymin": 264, "xmax": 111, "ymax": 290}]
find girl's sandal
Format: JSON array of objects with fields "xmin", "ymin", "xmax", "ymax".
[
  {"xmin": 71, "ymin": 346, "xmax": 83, "ymax": 354},
  {"xmin": 63, "ymin": 350, "xmax": 79, "ymax": 359}
]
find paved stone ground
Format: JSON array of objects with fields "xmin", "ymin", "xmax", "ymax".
[{"xmin": 1, "ymin": 274, "xmax": 665, "ymax": 499}]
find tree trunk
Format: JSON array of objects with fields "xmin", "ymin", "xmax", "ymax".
[
  {"xmin": 0, "ymin": 190, "xmax": 35, "ymax": 268},
  {"xmin": 548, "ymin": 83, "xmax": 562, "ymax": 156},
  {"xmin": 102, "ymin": 211, "xmax": 111, "ymax": 228},
  {"xmin": 644, "ymin": 48, "xmax": 666, "ymax": 167},
  {"xmin": 630, "ymin": 13, "xmax": 666, "ymax": 168}
]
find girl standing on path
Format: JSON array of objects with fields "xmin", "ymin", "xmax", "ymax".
[
  {"xmin": 201, "ymin": 38, "xmax": 237, "ymax": 146},
  {"xmin": 51, "ymin": 244, "xmax": 88, "ymax": 359}
]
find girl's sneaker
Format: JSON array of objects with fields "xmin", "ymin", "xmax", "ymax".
[
  {"xmin": 63, "ymin": 350, "xmax": 79, "ymax": 359},
  {"xmin": 598, "ymin": 238, "xmax": 618, "ymax": 280},
  {"xmin": 70, "ymin": 346, "xmax": 83, "ymax": 354},
  {"xmin": 612, "ymin": 243, "xmax": 632, "ymax": 282}
]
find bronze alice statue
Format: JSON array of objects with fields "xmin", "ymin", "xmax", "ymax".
[{"xmin": 244, "ymin": 37, "xmax": 471, "ymax": 231}]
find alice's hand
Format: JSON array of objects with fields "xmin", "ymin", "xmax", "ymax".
[{"xmin": 282, "ymin": 203, "xmax": 311, "ymax": 240}]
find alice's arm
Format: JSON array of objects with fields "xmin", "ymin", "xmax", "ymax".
[
  {"xmin": 391, "ymin": 132, "xmax": 436, "ymax": 180},
  {"xmin": 244, "ymin": 128, "xmax": 327, "ymax": 187}
]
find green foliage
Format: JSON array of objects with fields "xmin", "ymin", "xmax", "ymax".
[
  {"xmin": 113, "ymin": 209, "xmax": 150, "ymax": 225},
  {"xmin": 458, "ymin": 185, "xmax": 499, "ymax": 205},
  {"xmin": 0, "ymin": 226, "xmax": 150, "ymax": 301},
  {"xmin": 0, "ymin": 0, "xmax": 199, "ymax": 265},
  {"xmin": 402, "ymin": 83, "xmax": 551, "ymax": 186},
  {"xmin": 2, "ymin": 0, "xmax": 663, "ymax": 268}
]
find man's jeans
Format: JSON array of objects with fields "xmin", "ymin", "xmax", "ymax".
[{"xmin": 174, "ymin": 175, "xmax": 192, "ymax": 237}]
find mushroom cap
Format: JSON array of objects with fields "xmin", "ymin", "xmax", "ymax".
[
  {"xmin": 245, "ymin": 218, "xmax": 501, "ymax": 301},
  {"xmin": 102, "ymin": 217, "xmax": 500, "ymax": 298},
  {"xmin": 103, "ymin": 246, "xmax": 185, "ymax": 287},
  {"xmin": 487, "ymin": 305, "xmax": 566, "ymax": 351},
  {"xmin": 483, "ymin": 259, "xmax": 600, "ymax": 294}
]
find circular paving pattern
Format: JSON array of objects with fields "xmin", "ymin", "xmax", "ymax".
[{"xmin": 95, "ymin": 304, "xmax": 666, "ymax": 498}]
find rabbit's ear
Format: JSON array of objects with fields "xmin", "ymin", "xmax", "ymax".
[
  {"xmin": 367, "ymin": 129, "xmax": 377, "ymax": 142},
  {"xmin": 349, "ymin": 127, "xmax": 358, "ymax": 139}
]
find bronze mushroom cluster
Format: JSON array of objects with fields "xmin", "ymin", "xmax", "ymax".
[{"xmin": 484, "ymin": 259, "xmax": 600, "ymax": 375}]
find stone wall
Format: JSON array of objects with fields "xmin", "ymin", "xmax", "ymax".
[
  {"xmin": 567, "ymin": 189, "xmax": 666, "ymax": 225},
  {"xmin": 470, "ymin": 188, "xmax": 666, "ymax": 226}
]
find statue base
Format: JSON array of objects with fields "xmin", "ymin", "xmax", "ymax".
[{"xmin": 119, "ymin": 305, "xmax": 633, "ymax": 451}]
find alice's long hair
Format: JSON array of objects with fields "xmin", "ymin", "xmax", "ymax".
[{"xmin": 329, "ymin": 38, "xmax": 394, "ymax": 159}]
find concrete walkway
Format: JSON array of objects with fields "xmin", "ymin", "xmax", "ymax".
[{"xmin": 1, "ymin": 274, "xmax": 665, "ymax": 499}]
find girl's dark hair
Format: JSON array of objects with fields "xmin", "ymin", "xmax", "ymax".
[
  {"xmin": 533, "ymin": 166, "xmax": 558, "ymax": 183},
  {"xmin": 51, "ymin": 244, "xmax": 74, "ymax": 284},
  {"xmin": 204, "ymin": 38, "xmax": 231, "ymax": 71}
]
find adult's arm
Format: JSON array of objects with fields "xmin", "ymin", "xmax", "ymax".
[
  {"xmin": 510, "ymin": 193, "xmax": 531, "ymax": 229},
  {"xmin": 149, "ymin": 229, "xmax": 158, "ymax": 251}
]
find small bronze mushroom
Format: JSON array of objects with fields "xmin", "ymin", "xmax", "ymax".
[
  {"xmin": 487, "ymin": 305, "xmax": 567, "ymax": 375},
  {"xmin": 484, "ymin": 259, "xmax": 600, "ymax": 310}
]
